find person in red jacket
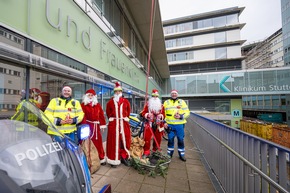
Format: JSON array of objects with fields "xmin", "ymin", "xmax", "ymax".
[
  {"xmin": 106, "ymin": 82, "xmax": 131, "ymax": 168},
  {"xmin": 140, "ymin": 89, "xmax": 165, "ymax": 157},
  {"xmin": 81, "ymin": 89, "xmax": 107, "ymax": 165}
]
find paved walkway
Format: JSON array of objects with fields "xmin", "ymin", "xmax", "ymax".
[{"xmin": 91, "ymin": 128, "xmax": 217, "ymax": 193}]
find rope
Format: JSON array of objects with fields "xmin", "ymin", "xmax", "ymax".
[{"xmin": 144, "ymin": 0, "xmax": 156, "ymax": 106}]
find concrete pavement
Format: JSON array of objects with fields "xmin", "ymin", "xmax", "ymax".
[{"xmin": 91, "ymin": 128, "xmax": 217, "ymax": 193}]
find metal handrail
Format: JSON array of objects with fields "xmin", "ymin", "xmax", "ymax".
[
  {"xmin": 193, "ymin": 120, "xmax": 289, "ymax": 193},
  {"xmin": 188, "ymin": 113, "xmax": 290, "ymax": 193}
]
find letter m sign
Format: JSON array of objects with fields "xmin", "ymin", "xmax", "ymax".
[{"xmin": 232, "ymin": 110, "xmax": 241, "ymax": 117}]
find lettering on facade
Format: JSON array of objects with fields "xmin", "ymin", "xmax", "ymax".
[
  {"xmin": 45, "ymin": 0, "xmax": 91, "ymax": 50},
  {"xmin": 14, "ymin": 142, "xmax": 63, "ymax": 166},
  {"xmin": 233, "ymin": 84, "xmax": 290, "ymax": 92},
  {"xmin": 100, "ymin": 40, "xmax": 139, "ymax": 82},
  {"xmin": 45, "ymin": 0, "xmax": 139, "ymax": 82}
]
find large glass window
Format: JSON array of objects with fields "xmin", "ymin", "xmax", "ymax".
[
  {"xmin": 30, "ymin": 70, "xmax": 86, "ymax": 103},
  {"xmin": 215, "ymin": 47, "xmax": 227, "ymax": 59},
  {"xmin": 213, "ymin": 16, "xmax": 226, "ymax": 27},
  {"xmin": 0, "ymin": 63, "xmax": 26, "ymax": 119},
  {"xmin": 177, "ymin": 22, "xmax": 193, "ymax": 32},
  {"xmin": 226, "ymin": 14, "xmax": 238, "ymax": 25},
  {"xmin": 203, "ymin": 18, "xmax": 213, "ymax": 28},
  {"xmin": 215, "ymin": 32, "xmax": 226, "ymax": 43}
]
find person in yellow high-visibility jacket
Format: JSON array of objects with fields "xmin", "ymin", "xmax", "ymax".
[
  {"xmin": 163, "ymin": 89, "xmax": 190, "ymax": 162},
  {"xmin": 44, "ymin": 86, "xmax": 84, "ymax": 140}
]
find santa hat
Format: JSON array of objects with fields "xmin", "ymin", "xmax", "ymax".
[
  {"xmin": 114, "ymin": 82, "xmax": 122, "ymax": 91},
  {"xmin": 85, "ymin": 89, "xmax": 96, "ymax": 95},
  {"xmin": 151, "ymin": 89, "xmax": 159, "ymax": 97},
  {"xmin": 171, "ymin": 89, "xmax": 178, "ymax": 94},
  {"xmin": 62, "ymin": 86, "xmax": 72, "ymax": 92}
]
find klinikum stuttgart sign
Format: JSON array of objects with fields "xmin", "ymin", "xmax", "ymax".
[{"xmin": 220, "ymin": 75, "xmax": 290, "ymax": 93}]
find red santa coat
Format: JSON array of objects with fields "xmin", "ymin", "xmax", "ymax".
[
  {"xmin": 141, "ymin": 101, "xmax": 165, "ymax": 155},
  {"xmin": 81, "ymin": 102, "xmax": 107, "ymax": 163},
  {"xmin": 106, "ymin": 97, "xmax": 131, "ymax": 165}
]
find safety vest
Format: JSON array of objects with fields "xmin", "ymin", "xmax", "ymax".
[
  {"xmin": 163, "ymin": 98, "xmax": 190, "ymax": 125},
  {"xmin": 44, "ymin": 97, "xmax": 84, "ymax": 134},
  {"xmin": 12, "ymin": 99, "xmax": 39, "ymax": 130}
]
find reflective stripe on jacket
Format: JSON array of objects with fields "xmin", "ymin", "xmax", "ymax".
[
  {"xmin": 163, "ymin": 99, "xmax": 190, "ymax": 125},
  {"xmin": 44, "ymin": 97, "xmax": 84, "ymax": 134}
]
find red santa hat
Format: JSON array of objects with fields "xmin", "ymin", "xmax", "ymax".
[
  {"xmin": 62, "ymin": 86, "xmax": 72, "ymax": 92},
  {"xmin": 85, "ymin": 89, "xmax": 96, "ymax": 95},
  {"xmin": 171, "ymin": 89, "xmax": 178, "ymax": 94},
  {"xmin": 114, "ymin": 82, "xmax": 122, "ymax": 91},
  {"xmin": 151, "ymin": 89, "xmax": 159, "ymax": 97}
]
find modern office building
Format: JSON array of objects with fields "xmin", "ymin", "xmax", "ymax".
[
  {"xmin": 0, "ymin": 0, "xmax": 169, "ymax": 118},
  {"xmin": 163, "ymin": 7, "xmax": 245, "ymax": 76},
  {"xmin": 282, "ymin": 0, "xmax": 290, "ymax": 66},
  {"xmin": 162, "ymin": 7, "xmax": 246, "ymax": 127},
  {"xmin": 242, "ymin": 29, "xmax": 284, "ymax": 69}
]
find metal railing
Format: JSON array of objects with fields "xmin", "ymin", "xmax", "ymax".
[{"xmin": 187, "ymin": 112, "xmax": 290, "ymax": 193}]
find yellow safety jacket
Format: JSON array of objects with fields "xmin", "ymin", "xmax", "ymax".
[
  {"xmin": 11, "ymin": 99, "xmax": 39, "ymax": 129},
  {"xmin": 163, "ymin": 98, "xmax": 190, "ymax": 125},
  {"xmin": 44, "ymin": 97, "xmax": 84, "ymax": 135}
]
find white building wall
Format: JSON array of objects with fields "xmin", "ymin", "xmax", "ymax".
[
  {"xmin": 227, "ymin": 46, "xmax": 241, "ymax": 58},
  {"xmin": 226, "ymin": 29, "xmax": 240, "ymax": 41},
  {"xmin": 194, "ymin": 49, "xmax": 215, "ymax": 61},
  {"xmin": 193, "ymin": 33, "xmax": 214, "ymax": 46}
]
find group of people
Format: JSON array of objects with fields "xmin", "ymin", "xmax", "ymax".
[
  {"xmin": 20, "ymin": 81, "xmax": 190, "ymax": 168},
  {"xmin": 141, "ymin": 89, "xmax": 190, "ymax": 162}
]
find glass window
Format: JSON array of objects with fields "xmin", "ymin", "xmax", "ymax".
[
  {"xmin": 196, "ymin": 76, "xmax": 207, "ymax": 93},
  {"xmin": 175, "ymin": 78, "xmax": 186, "ymax": 94},
  {"xmin": 272, "ymin": 95, "xmax": 280, "ymax": 107},
  {"xmin": 213, "ymin": 16, "xmax": 226, "ymax": 27},
  {"xmin": 226, "ymin": 14, "xmax": 238, "ymax": 24},
  {"xmin": 215, "ymin": 32, "xmax": 226, "ymax": 43},
  {"xmin": 30, "ymin": 69, "xmax": 86, "ymax": 112},
  {"xmin": 207, "ymin": 74, "xmax": 219, "ymax": 93},
  {"xmin": 197, "ymin": 20, "xmax": 203, "ymax": 29},
  {"xmin": 215, "ymin": 47, "xmax": 227, "ymax": 59},
  {"xmin": 92, "ymin": 0, "xmax": 102, "ymax": 11},
  {"xmin": 177, "ymin": 22, "xmax": 192, "ymax": 32},
  {"xmin": 203, "ymin": 18, "xmax": 213, "ymax": 28},
  {"xmin": 0, "ymin": 63, "xmax": 26, "ymax": 119}
]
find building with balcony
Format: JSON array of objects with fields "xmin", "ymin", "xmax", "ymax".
[
  {"xmin": 282, "ymin": 0, "xmax": 290, "ymax": 66},
  {"xmin": 242, "ymin": 29, "xmax": 284, "ymax": 69}
]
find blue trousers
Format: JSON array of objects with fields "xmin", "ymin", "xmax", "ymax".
[{"xmin": 167, "ymin": 124, "xmax": 185, "ymax": 157}]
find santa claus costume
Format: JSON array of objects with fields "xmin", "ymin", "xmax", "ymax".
[
  {"xmin": 81, "ymin": 89, "xmax": 107, "ymax": 164},
  {"xmin": 141, "ymin": 89, "xmax": 165, "ymax": 156},
  {"xmin": 106, "ymin": 82, "xmax": 131, "ymax": 167}
]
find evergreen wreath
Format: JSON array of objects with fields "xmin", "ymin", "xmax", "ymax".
[{"xmin": 130, "ymin": 151, "xmax": 171, "ymax": 178}]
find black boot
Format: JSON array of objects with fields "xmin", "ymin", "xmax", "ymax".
[
  {"xmin": 179, "ymin": 156, "xmax": 186, "ymax": 162},
  {"xmin": 121, "ymin": 157, "xmax": 131, "ymax": 167}
]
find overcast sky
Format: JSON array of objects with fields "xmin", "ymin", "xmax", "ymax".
[{"xmin": 159, "ymin": 0, "xmax": 282, "ymax": 45}]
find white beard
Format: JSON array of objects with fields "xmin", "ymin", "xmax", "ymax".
[
  {"xmin": 113, "ymin": 93, "xmax": 122, "ymax": 102},
  {"xmin": 148, "ymin": 97, "xmax": 162, "ymax": 114},
  {"xmin": 82, "ymin": 94, "xmax": 98, "ymax": 106}
]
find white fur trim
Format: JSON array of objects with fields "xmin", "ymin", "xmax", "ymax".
[
  {"xmin": 100, "ymin": 157, "xmax": 107, "ymax": 163},
  {"xmin": 113, "ymin": 100, "xmax": 120, "ymax": 163},
  {"xmin": 107, "ymin": 158, "xmax": 121, "ymax": 165},
  {"xmin": 145, "ymin": 113, "xmax": 149, "ymax": 119},
  {"xmin": 100, "ymin": 125, "xmax": 106, "ymax": 129}
]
